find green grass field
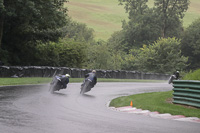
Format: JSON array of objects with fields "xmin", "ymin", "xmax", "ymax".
[
  {"xmin": 67, "ymin": 0, "xmax": 200, "ymax": 40},
  {"xmin": 67, "ymin": 0, "xmax": 128, "ymax": 40},
  {"xmin": 110, "ymin": 91, "xmax": 200, "ymax": 118},
  {"xmin": 0, "ymin": 78, "xmax": 165, "ymax": 86}
]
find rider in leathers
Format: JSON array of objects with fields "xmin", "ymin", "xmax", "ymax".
[
  {"xmin": 54, "ymin": 74, "xmax": 70, "ymax": 90},
  {"xmin": 168, "ymin": 71, "xmax": 180, "ymax": 84},
  {"xmin": 83, "ymin": 70, "xmax": 97, "ymax": 88},
  {"xmin": 59, "ymin": 74, "xmax": 70, "ymax": 89}
]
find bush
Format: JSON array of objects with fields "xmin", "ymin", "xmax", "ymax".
[
  {"xmin": 35, "ymin": 39, "xmax": 88, "ymax": 67},
  {"xmin": 181, "ymin": 18, "xmax": 200, "ymax": 70},
  {"xmin": 87, "ymin": 40, "xmax": 114, "ymax": 70},
  {"xmin": 183, "ymin": 69, "xmax": 200, "ymax": 80},
  {"xmin": 134, "ymin": 37, "xmax": 188, "ymax": 73}
]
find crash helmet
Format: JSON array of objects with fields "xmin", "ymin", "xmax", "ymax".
[
  {"xmin": 92, "ymin": 70, "xmax": 96, "ymax": 73},
  {"xmin": 175, "ymin": 71, "xmax": 180, "ymax": 78},
  {"xmin": 175, "ymin": 71, "xmax": 179, "ymax": 75},
  {"xmin": 65, "ymin": 74, "xmax": 70, "ymax": 77}
]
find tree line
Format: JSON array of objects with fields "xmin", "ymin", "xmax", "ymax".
[{"xmin": 0, "ymin": 0, "xmax": 199, "ymax": 74}]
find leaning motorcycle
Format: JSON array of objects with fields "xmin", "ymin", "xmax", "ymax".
[
  {"xmin": 49, "ymin": 76, "xmax": 63, "ymax": 93},
  {"xmin": 168, "ymin": 75, "xmax": 177, "ymax": 84},
  {"xmin": 80, "ymin": 79, "xmax": 93, "ymax": 94}
]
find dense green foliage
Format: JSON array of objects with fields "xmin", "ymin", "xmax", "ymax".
[
  {"xmin": 0, "ymin": 0, "xmax": 68, "ymax": 65},
  {"xmin": 62, "ymin": 21, "xmax": 94, "ymax": 43},
  {"xmin": 116, "ymin": 0, "xmax": 189, "ymax": 49},
  {"xmin": 107, "ymin": 0, "xmax": 200, "ymax": 73},
  {"xmin": 133, "ymin": 38, "xmax": 188, "ymax": 73},
  {"xmin": 0, "ymin": 0, "xmax": 199, "ymax": 75},
  {"xmin": 154, "ymin": 0, "xmax": 189, "ymax": 37},
  {"xmin": 35, "ymin": 39, "xmax": 88, "ymax": 67},
  {"xmin": 0, "ymin": 0, "xmax": 95, "ymax": 67},
  {"xmin": 183, "ymin": 69, "xmax": 200, "ymax": 80},
  {"xmin": 110, "ymin": 91, "xmax": 200, "ymax": 118},
  {"xmin": 108, "ymin": 37, "xmax": 189, "ymax": 74},
  {"xmin": 87, "ymin": 41, "xmax": 113, "ymax": 69},
  {"xmin": 181, "ymin": 18, "xmax": 200, "ymax": 70},
  {"xmin": 86, "ymin": 40, "xmax": 125, "ymax": 70}
]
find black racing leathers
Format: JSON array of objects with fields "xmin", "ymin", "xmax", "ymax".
[{"xmin": 59, "ymin": 76, "xmax": 69, "ymax": 89}]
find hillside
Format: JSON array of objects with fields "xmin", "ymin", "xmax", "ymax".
[{"xmin": 67, "ymin": 0, "xmax": 200, "ymax": 40}]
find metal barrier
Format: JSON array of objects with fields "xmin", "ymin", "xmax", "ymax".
[{"xmin": 173, "ymin": 80, "xmax": 200, "ymax": 108}]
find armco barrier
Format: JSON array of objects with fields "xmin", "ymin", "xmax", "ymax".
[
  {"xmin": 173, "ymin": 80, "xmax": 200, "ymax": 108},
  {"xmin": 0, "ymin": 66, "xmax": 170, "ymax": 80}
]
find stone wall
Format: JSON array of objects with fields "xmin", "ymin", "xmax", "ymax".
[{"xmin": 0, "ymin": 66, "xmax": 170, "ymax": 80}]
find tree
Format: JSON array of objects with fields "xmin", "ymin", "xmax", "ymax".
[
  {"xmin": 86, "ymin": 40, "xmax": 114, "ymax": 70},
  {"xmin": 133, "ymin": 38, "xmax": 188, "ymax": 73},
  {"xmin": 181, "ymin": 18, "xmax": 200, "ymax": 70},
  {"xmin": 121, "ymin": 9, "xmax": 162, "ymax": 49},
  {"xmin": 0, "ymin": 0, "xmax": 68, "ymax": 65},
  {"xmin": 121, "ymin": 49, "xmax": 137, "ymax": 70},
  {"xmin": 35, "ymin": 38, "xmax": 87, "ymax": 68},
  {"xmin": 154, "ymin": 0, "xmax": 190, "ymax": 38},
  {"xmin": 119, "ymin": 0, "xmax": 149, "ymax": 18},
  {"xmin": 115, "ymin": 0, "xmax": 189, "ymax": 50},
  {"xmin": 62, "ymin": 20, "xmax": 94, "ymax": 43},
  {"xmin": 0, "ymin": 0, "xmax": 5, "ymax": 48},
  {"xmin": 108, "ymin": 30, "xmax": 128, "ymax": 52}
]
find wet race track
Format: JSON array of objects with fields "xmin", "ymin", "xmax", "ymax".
[{"xmin": 0, "ymin": 82, "xmax": 199, "ymax": 133}]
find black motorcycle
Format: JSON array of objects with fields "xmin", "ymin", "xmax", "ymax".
[
  {"xmin": 168, "ymin": 75, "xmax": 176, "ymax": 84},
  {"xmin": 168, "ymin": 71, "xmax": 180, "ymax": 84},
  {"xmin": 168, "ymin": 74, "xmax": 180, "ymax": 84},
  {"xmin": 80, "ymin": 79, "xmax": 93, "ymax": 94},
  {"xmin": 49, "ymin": 76, "xmax": 64, "ymax": 93}
]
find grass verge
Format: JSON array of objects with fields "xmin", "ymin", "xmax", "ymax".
[
  {"xmin": 109, "ymin": 91, "xmax": 200, "ymax": 118},
  {"xmin": 0, "ymin": 77, "xmax": 52, "ymax": 86},
  {"xmin": 0, "ymin": 77, "xmax": 166, "ymax": 86}
]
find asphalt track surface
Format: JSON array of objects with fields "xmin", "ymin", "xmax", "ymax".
[{"xmin": 0, "ymin": 82, "xmax": 199, "ymax": 133}]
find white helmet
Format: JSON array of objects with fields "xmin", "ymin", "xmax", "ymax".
[{"xmin": 65, "ymin": 74, "xmax": 70, "ymax": 77}]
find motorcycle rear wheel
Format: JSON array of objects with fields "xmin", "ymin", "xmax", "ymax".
[{"xmin": 80, "ymin": 80, "xmax": 90, "ymax": 95}]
